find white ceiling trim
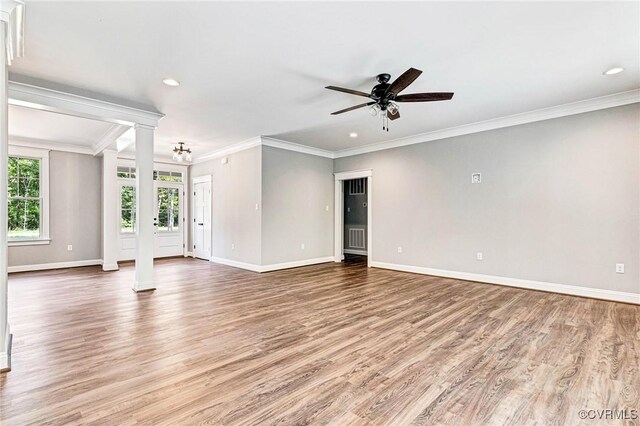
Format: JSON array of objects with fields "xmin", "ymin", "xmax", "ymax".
[
  {"xmin": 261, "ymin": 137, "xmax": 334, "ymax": 159},
  {"xmin": 7, "ymin": 80, "xmax": 165, "ymax": 128},
  {"xmin": 9, "ymin": 136, "xmax": 94, "ymax": 155},
  {"xmin": 92, "ymin": 124, "xmax": 130, "ymax": 156},
  {"xmin": 333, "ymin": 89, "xmax": 640, "ymax": 158},
  {"xmin": 191, "ymin": 136, "xmax": 262, "ymax": 164},
  {"xmin": 0, "ymin": 0, "xmax": 25, "ymax": 65},
  {"xmin": 193, "ymin": 89, "xmax": 640, "ymax": 162}
]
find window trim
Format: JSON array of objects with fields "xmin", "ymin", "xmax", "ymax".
[{"xmin": 7, "ymin": 146, "xmax": 50, "ymax": 246}]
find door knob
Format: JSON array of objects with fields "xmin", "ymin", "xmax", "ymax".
[{"xmin": 198, "ymin": 223, "xmax": 204, "ymax": 226}]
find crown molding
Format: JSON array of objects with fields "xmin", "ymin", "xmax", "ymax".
[
  {"xmin": 8, "ymin": 136, "xmax": 94, "ymax": 155},
  {"xmin": 191, "ymin": 136, "xmax": 262, "ymax": 164},
  {"xmin": 333, "ymin": 89, "xmax": 640, "ymax": 158},
  {"xmin": 8, "ymin": 81, "xmax": 165, "ymax": 128},
  {"xmin": 92, "ymin": 124, "xmax": 130, "ymax": 156},
  {"xmin": 190, "ymin": 89, "xmax": 639, "ymax": 163},
  {"xmin": 0, "ymin": 0, "xmax": 24, "ymax": 65},
  {"xmin": 261, "ymin": 136, "xmax": 335, "ymax": 159},
  {"xmin": 192, "ymin": 136, "xmax": 334, "ymax": 164}
]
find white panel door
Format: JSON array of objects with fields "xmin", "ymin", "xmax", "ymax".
[
  {"xmin": 154, "ymin": 182, "xmax": 184, "ymax": 258},
  {"xmin": 193, "ymin": 180, "xmax": 211, "ymax": 260}
]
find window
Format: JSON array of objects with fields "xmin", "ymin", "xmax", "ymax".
[
  {"xmin": 7, "ymin": 147, "xmax": 50, "ymax": 245},
  {"xmin": 154, "ymin": 170, "xmax": 182, "ymax": 182},
  {"xmin": 117, "ymin": 167, "xmax": 182, "ymax": 183},
  {"xmin": 117, "ymin": 166, "xmax": 136, "ymax": 179},
  {"xmin": 120, "ymin": 185, "xmax": 136, "ymax": 233}
]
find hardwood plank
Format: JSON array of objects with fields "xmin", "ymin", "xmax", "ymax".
[{"xmin": 0, "ymin": 256, "xmax": 638, "ymax": 425}]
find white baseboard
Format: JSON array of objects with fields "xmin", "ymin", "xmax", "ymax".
[
  {"xmin": 370, "ymin": 261, "xmax": 640, "ymax": 305},
  {"xmin": 8, "ymin": 259, "xmax": 103, "ymax": 273},
  {"xmin": 210, "ymin": 256, "xmax": 334, "ymax": 273},
  {"xmin": 210, "ymin": 257, "xmax": 263, "ymax": 272},
  {"xmin": 260, "ymin": 256, "xmax": 335, "ymax": 272},
  {"xmin": 344, "ymin": 249, "xmax": 368, "ymax": 256}
]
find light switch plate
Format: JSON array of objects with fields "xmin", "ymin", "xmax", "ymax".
[
  {"xmin": 616, "ymin": 263, "xmax": 625, "ymax": 274},
  {"xmin": 471, "ymin": 173, "xmax": 482, "ymax": 184}
]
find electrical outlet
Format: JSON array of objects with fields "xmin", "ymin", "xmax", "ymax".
[
  {"xmin": 471, "ymin": 173, "xmax": 482, "ymax": 184},
  {"xmin": 231, "ymin": 243, "xmax": 235, "ymax": 250},
  {"xmin": 397, "ymin": 246, "xmax": 403, "ymax": 253},
  {"xmin": 67, "ymin": 245, "xmax": 73, "ymax": 251},
  {"xmin": 347, "ymin": 207, "xmax": 351, "ymax": 212},
  {"xmin": 301, "ymin": 243, "xmax": 305, "ymax": 250},
  {"xmin": 476, "ymin": 252, "xmax": 483, "ymax": 261},
  {"xmin": 325, "ymin": 205, "xmax": 329, "ymax": 212},
  {"xmin": 616, "ymin": 263, "xmax": 625, "ymax": 274},
  {"xmin": 255, "ymin": 203, "xmax": 259, "ymax": 210}
]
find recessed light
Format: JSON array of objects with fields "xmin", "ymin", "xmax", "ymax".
[
  {"xmin": 349, "ymin": 132, "xmax": 358, "ymax": 138},
  {"xmin": 162, "ymin": 78, "xmax": 180, "ymax": 86},
  {"xmin": 603, "ymin": 67, "xmax": 624, "ymax": 75}
]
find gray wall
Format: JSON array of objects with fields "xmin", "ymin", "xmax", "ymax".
[
  {"xmin": 261, "ymin": 146, "xmax": 334, "ymax": 265},
  {"xmin": 190, "ymin": 146, "xmax": 262, "ymax": 265},
  {"xmin": 335, "ymin": 104, "xmax": 640, "ymax": 295},
  {"xmin": 9, "ymin": 151, "xmax": 102, "ymax": 267},
  {"xmin": 344, "ymin": 178, "xmax": 368, "ymax": 251}
]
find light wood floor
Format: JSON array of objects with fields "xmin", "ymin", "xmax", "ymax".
[{"xmin": 0, "ymin": 256, "xmax": 638, "ymax": 425}]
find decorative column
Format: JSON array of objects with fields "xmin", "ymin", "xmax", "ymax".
[
  {"xmin": 102, "ymin": 149, "xmax": 119, "ymax": 271},
  {"xmin": 133, "ymin": 124, "xmax": 155, "ymax": 292},
  {"xmin": 0, "ymin": 0, "xmax": 24, "ymax": 373}
]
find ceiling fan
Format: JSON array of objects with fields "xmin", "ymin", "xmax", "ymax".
[{"xmin": 325, "ymin": 68, "xmax": 454, "ymax": 131}]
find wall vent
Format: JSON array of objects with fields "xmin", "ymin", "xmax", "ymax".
[{"xmin": 348, "ymin": 228, "xmax": 366, "ymax": 249}]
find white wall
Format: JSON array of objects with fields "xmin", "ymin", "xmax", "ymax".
[
  {"xmin": 190, "ymin": 146, "xmax": 262, "ymax": 265},
  {"xmin": 261, "ymin": 146, "xmax": 334, "ymax": 265},
  {"xmin": 9, "ymin": 151, "xmax": 102, "ymax": 267},
  {"xmin": 335, "ymin": 104, "xmax": 640, "ymax": 297}
]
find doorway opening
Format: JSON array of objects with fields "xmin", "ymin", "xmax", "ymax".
[
  {"xmin": 343, "ymin": 177, "xmax": 368, "ymax": 263},
  {"xmin": 334, "ymin": 170, "xmax": 372, "ymax": 267},
  {"xmin": 117, "ymin": 167, "xmax": 186, "ymax": 261}
]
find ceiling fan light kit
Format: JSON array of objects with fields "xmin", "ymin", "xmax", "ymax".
[{"xmin": 326, "ymin": 68, "xmax": 454, "ymax": 131}]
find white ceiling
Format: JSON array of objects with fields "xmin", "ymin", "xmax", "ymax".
[
  {"xmin": 8, "ymin": 1, "xmax": 639, "ymax": 158},
  {"xmin": 8, "ymin": 104, "xmax": 116, "ymax": 149}
]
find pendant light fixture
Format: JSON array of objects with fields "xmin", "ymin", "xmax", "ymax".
[{"xmin": 172, "ymin": 142, "xmax": 192, "ymax": 162}]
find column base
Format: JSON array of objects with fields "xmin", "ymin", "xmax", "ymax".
[
  {"xmin": 133, "ymin": 281, "xmax": 156, "ymax": 293},
  {"xmin": 102, "ymin": 263, "xmax": 119, "ymax": 272},
  {"xmin": 0, "ymin": 333, "xmax": 12, "ymax": 373}
]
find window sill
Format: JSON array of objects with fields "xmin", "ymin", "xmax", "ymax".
[{"xmin": 8, "ymin": 239, "xmax": 51, "ymax": 247}]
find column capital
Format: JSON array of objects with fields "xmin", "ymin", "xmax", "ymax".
[
  {"xmin": 134, "ymin": 123, "xmax": 156, "ymax": 131},
  {"xmin": 0, "ymin": 0, "xmax": 24, "ymax": 65}
]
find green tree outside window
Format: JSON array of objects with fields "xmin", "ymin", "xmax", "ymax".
[{"xmin": 8, "ymin": 157, "xmax": 41, "ymax": 240}]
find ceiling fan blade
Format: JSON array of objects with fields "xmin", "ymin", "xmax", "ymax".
[
  {"xmin": 331, "ymin": 102, "xmax": 375, "ymax": 115},
  {"xmin": 386, "ymin": 68, "xmax": 422, "ymax": 96},
  {"xmin": 395, "ymin": 92, "xmax": 454, "ymax": 102},
  {"xmin": 388, "ymin": 110, "xmax": 400, "ymax": 121},
  {"xmin": 325, "ymin": 86, "xmax": 371, "ymax": 98}
]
